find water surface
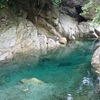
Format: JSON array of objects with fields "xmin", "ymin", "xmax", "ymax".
[{"xmin": 0, "ymin": 41, "xmax": 98, "ymax": 100}]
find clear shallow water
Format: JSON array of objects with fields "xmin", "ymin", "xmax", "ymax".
[{"xmin": 0, "ymin": 41, "xmax": 99, "ymax": 100}]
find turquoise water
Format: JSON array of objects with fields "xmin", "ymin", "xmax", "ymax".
[{"xmin": 0, "ymin": 41, "xmax": 99, "ymax": 100}]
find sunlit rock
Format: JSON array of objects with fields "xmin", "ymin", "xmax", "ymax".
[
  {"xmin": 47, "ymin": 38, "xmax": 56, "ymax": 50},
  {"xmin": 59, "ymin": 14, "xmax": 79, "ymax": 39},
  {"xmin": 59, "ymin": 37, "xmax": 67, "ymax": 44},
  {"xmin": 0, "ymin": 52, "xmax": 13, "ymax": 61}
]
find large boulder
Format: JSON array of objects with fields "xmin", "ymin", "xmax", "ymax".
[
  {"xmin": 0, "ymin": 16, "xmax": 63, "ymax": 61},
  {"xmin": 59, "ymin": 37, "xmax": 67, "ymax": 44},
  {"xmin": 91, "ymin": 47, "xmax": 100, "ymax": 75},
  {"xmin": 59, "ymin": 14, "xmax": 79, "ymax": 39}
]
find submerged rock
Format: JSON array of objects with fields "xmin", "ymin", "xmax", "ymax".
[{"xmin": 20, "ymin": 78, "xmax": 45, "ymax": 85}]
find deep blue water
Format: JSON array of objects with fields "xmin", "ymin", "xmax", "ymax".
[{"xmin": 0, "ymin": 41, "xmax": 99, "ymax": 100}]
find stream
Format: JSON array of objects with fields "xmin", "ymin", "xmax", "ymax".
[{"xmin": 0, "ymin": 40, "xmax": 99, "ymax": 100}]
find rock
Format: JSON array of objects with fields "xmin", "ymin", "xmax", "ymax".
[
  {"xmin": 0, "ymin": 25, "xmax": 17, "ymax": 49},
  {"xmin": 20, "ymin": 78, "xmax": 45, "ymax": 85},
  {"xmin": 13, "ymin": 18, "xmax": 40, "ymax": 53},
  {"xmin": 59, "ymin": 14, "xmax": 79, "ymax": 39},
  {"xmin": 91, "ymin": 47, "xmax": 100, "ymax": 75},
  {"xmin": 0, "ymin": 52, "xmax": 13, "ymax": 61},
  {"xmin": 94, "ymin": 26, "xmax": 100, "ymax": 37},
  {"xmin": 47, "ymin": 38, "xmax": 56, "ymax": 50},
  {"xmin": 78, "ymin": 22, "xmax": 91, "ymax": 34},
  {"xmin": 95, "ymin": 83, "xmax": 100, "ymax": 94},
  {"xmin": 90, "ymin": 32, "xmax": 99, "ymax": 38},
  {"xmin": 38, "ymin": 35, "xmax": 47, "ymax": 54},
  {"xmin": 59, "ymin": 37, "xmax": 67, "ymax": 44}
]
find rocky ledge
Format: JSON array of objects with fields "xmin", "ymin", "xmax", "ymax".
[{"xmin": 0, "ymin": 5, "xmax": 99, "ymax": 61}]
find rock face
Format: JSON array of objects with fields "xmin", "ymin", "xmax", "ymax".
[
  {"xmin": 20, "ymin": 78, "xmax": 45, "ymax": 85},
  {"xmin": 91, "ymin": 47, "xmax": 100, "ymax": 75},
  {"xmin": 0, "ymin": 14, "xmax": 63, "ymax": 61},
  {"xmin": 0, "ymin": 4, "xmax": 92, "ymax": 61},
  {"xmin": 59, "ymin": 15, "xmax": 79, "ymax": 39}
]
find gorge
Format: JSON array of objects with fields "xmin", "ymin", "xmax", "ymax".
[{"xmin": 0, "ymin": 0, "xmax": 100, "ymax": 100}]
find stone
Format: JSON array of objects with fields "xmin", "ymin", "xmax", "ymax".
[
  {"xmin": 20, "ymin": 78, "xmax": 45, "ymax": 85},
  {"xmin": 0, "ymin": 52, "xmax": 13, "ymax": 61},
  {"xmin": 78, "ymin": 22, "xmax": 91, "ymax": 34},
  {"xmin": 38, "ymin": 35, "xmax": 47, "ymax": 54},
  {"xmin": 0, "ymin": 25, "xmax": 17, "ymax": 49},
  {"xmin": 59, "ymin": 14, "xmax": 79, "ymax": 39},
  {"xmin": 59, "ymin": 37, "xmax": 67, "ymax": 44},
  {"xmin": 47, "ymin": 38, "xmax": 56, "ymax": 50},
  {"xmin": 91, "ymin": 47, "xmax": 100, "ymax": 75},
  {"xmin": 14, "ymin": 18, "xmax": 40, "ymax": 53}
]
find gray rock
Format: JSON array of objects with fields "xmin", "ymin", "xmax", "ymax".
[
  {"xmin": 59, "ymin": 14, "xmax": 79, "ymax": 39},
  {"xmin": 0, "ymin": 52, "xmax": 13, "ymax": 61},
  {"xmin": 0, "ymin": 25, "xmax": 17, "ymax": 49},
  {"xmin": 47, "ymin": 38, "xmax": 57, "ymax": 50},
  {"xmin": 38, "ymin": 35, "xmax": 47, "ymax": 54},
  {"xmin": 78, "ymin": 22, "xmax": 91, "ymax": 34},
  {"xmin": 91, "ymin": 47, "xmax": 100, "ymax": 75}
]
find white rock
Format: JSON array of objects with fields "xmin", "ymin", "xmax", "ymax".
[
  {"xmin": 59, "ymin": 37, "xmax": 67, "ymax": 44},
  {"xmin": 47, "ymin": 38, "xmax": 56, "ymax": 50},
  {"xmin": 0, "ymin": 52, "xmax": 13, "ymax": 61},
  {"xmin": 59, "ymin": 14, "xmax": 79, "ymax": 38}
]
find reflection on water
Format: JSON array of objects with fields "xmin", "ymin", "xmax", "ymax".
[{"xmin": 0, "ymin": 41, "xmax": 99, "ymax": 100}]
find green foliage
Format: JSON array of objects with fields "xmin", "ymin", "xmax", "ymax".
[
  {"xmin": 92, "ymin": 6, "xmax": 100, "ymax": 25},
  {"xmin": 0, "ymin": 0, "xmax": 15, "ymax": 8},
  {"xmin": 82, "ymin": 0, "xmax": 100, "ymax": 27},
  {"xmin": 0, "ymin": 0, "xmax": 6, "ymax": 8},
  {"xmin": 52, "ymin": 0, "xmax": 61, "ymax": 6}
]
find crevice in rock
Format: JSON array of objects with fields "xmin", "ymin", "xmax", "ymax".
[{"xmin": 75, "ymin": 5, "xmax": 88, "ymax": 22}]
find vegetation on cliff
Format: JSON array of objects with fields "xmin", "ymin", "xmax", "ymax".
[
  {"xmin": 0, "ymin": 0, "xmax": 100, "ymax": 25},
  {"xmin": 82, "ymin": 0, "xmax": 100, "ymax": 26}
]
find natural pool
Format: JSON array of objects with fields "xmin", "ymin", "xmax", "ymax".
[{"xmin": 0, "ymin": 41, "xmax": 99, "ymax": 100}]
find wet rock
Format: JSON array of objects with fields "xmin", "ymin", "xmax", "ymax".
[
  {"xmin": 95, "ymin": 83, "xmax": 100, "ymax": 94},
  {"xmin": 91, "ymin": 47, "xmax": 100, "ymax": 75},
  {"xmin": 20, "ymin": 78, "xmax": 45, "ymax": 85},
  {"xmin": 59, "ymin": 37, "xmax": 67, "ymax": 45}
]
